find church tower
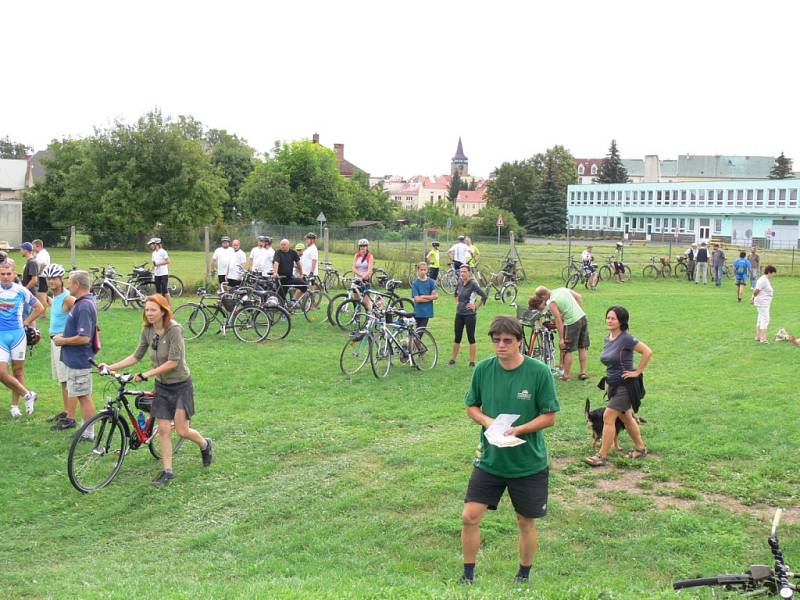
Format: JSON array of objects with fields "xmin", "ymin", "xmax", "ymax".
[{"xmin": 451, "ymin": 137, "xmax": 468, "ymax": 177}]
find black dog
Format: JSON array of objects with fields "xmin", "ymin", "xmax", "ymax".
[{"xmin": 584, "ymin": 398, "xmax": 645, "ymax": 451}]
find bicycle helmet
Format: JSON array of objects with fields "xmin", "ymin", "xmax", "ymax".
[
  {"xmin": 221, "ymin": 236, "xmax": 231, "ymax": 243},
  {"xmin": 431, "ymin": 240, "xmax": 440, "ymax": 247},
  {"xmin": 295, "ymin": 243, "xmax": 305, "ymax": 251},
  {"xmin": 358, "ymin": 238, "xmax": 369, "ymax": 246},
  {"xmin": 257, "ymin": 235, "xmax": 269, "ymax": 242},
  {"xmin": 146, "ymin": 237, "xmax": 161, "ymax": 246},
  {"xmin": 457, "ymin": 235, "xmax": 465, "ymax": 241},
  {"xmin": 42, "ymin": 263, "xmax": 65, "ymax": 278},
  {"xmin": 25, "ymin": 326, "xmax": 40, "ymax": 347},
  {"xmin": 263, "ymin": 236, "xmax": 272, "ymax": 244},
  {"xmin": 305, "ymin": 232, "xmax": 317, "ymax": 239}
]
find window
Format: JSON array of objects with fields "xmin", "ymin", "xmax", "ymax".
[
  {"xmin": 681, "ymin": 190, "xmax": 687, "ymax": 202},
  {"xmin": 727, "ymin": 190, "xmax": 734, "ymax": 206},
  {"xmin": 656, "ymin": 191, "xmax": 662, "ymax": 206},
  {"xmin": 688, "ymin": 218, "xmax": 695, "ymax": 231},
  {"xmin": 699, "ymin": 190, "xmax": 706, "ymax": 205},
  {"xmin": 648, "ymin": 191, "xmax": 654, "ymax": 203},
  {"xmin": 791, "ymin": 189, "xmax": 798, "ymax": 206},
  {"xmin": 655, "ymin": 217, "xmax": 661, "ymax": 231},
  {"xmin": 616, "ymin": 217, "xmax": 621, "ymax": 229},
  {"xmin": 779, "ymin": 189, "xmax": 787, "ymax": 205},
  {"xmin": 625, "ymin": 190, "xmax": 631, "ymax": 204},
  {"xmin": 590, "ymin": 164, "xmax": 598, "ymax": 175},
  {"xmin": 672, "ymin": 218, "xmax": 678, "ymax": 231},
  {"xmin": 736, "ymin": 189, "xmax": 744, "ymax": 206},
  {"xmin": 714, "ymin": 219, "xmax": 722, "ymax": 233},
  {"xmin": 757, "ymin": 189, "xmax": 764, "ymax": 205},
  {"xmin": 639, "ymin": 218, "xmax": 645, "ymax": 229},
  {"xmin": 717, "ymin": 190, "xmax": 724, "ymax": 206},
  {"xmin": 768, "ymin": 189, "xmax": 776, "ymax": 205},
  {"xmin": 603, "ymin": 191, "xmax": 609, "ymax": 205},
  {"xmin": 679, "ymin": 218, "xmax": 686, "ymax": 231},
  {"xmin": 747, "ymin": 189, "xmax": 754, "ymax": 205},
  {"xmin": 690, "ymin": 190, "xmax": 696, "ymax": 205},
  {"xmin": 578, "ymin": 164, "xmax": 585, "ymax": 175}
]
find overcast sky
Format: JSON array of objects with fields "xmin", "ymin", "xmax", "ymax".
[{"xmin": 4, "ymin": 0, "xmax": 799, "ymax": 178}]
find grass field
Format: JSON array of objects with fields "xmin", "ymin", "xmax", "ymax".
[{"xmin": 1, "ymin": 263, "xmax": 799, "ymax": 598}]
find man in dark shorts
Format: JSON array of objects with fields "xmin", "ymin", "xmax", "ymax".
[
  {"xmin": 271, "ymin": 239, "xmax": 304, "ymax": 304},
  {"xmin": 460, "ymin": 316, "xmax": 560, "ymax": 584}
]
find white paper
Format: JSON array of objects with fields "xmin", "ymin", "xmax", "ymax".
[{"xmin": 484, "ymin": 413, "xmax": 527, "ymax": 448}]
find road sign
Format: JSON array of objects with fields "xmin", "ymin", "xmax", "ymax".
[
  {"xmin": 316, "ymin": 212, "xmax": 327, "ymax": 224},
  {"xmin": 446, "ymin": 217, "xmax": 452, "ymax": 230},
  {"xmin": 496, "ymin": 214, "xmax": 505, "ymax": 228}
]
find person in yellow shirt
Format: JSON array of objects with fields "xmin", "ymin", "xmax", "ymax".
[
  {"xmin": 426, "ymin": 241, "xmax": 441, "ymax": 281},
  {"xmin": 465, "ymin": 236, "xmax": 480, "ymax": 268}
]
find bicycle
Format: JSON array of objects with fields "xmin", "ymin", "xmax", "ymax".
[
  {"xmin": 641, "ymin": 256, "xmax": 672, "ymax": 279},
  {"xmin": 333, "ymin": 279, "xmax": 414, "ymax": 330},
  {"xmin": 518, "ymin": 306, "xmax": 560, "ymax": 375},
  {"xmin": 673, "ymin": 508, "xmax": 797, "ymax": 597},
  {"xmin": 67, "ymin": 368, "xmax": 184, "ymax": 493},
  {"xmin": 437, "ymin": 262, "xmax": 459, "ymax": 294},
  {"xmin": 339, "ymin": 309, "xmax": 384, "ymax": 376},
  {"xmin": 672, "ymin": 255, "xmax": 692, "ymax": 280},
  {"xmin": 89, "ymin": 266, "xmax": 148, "ymax": 310},
  {"xmin": 484, "ymin": 265, "xmax": 519, "ymax": 304},
  {"xmin": 127, "ymin": 262, "xmax": 185, "ymax": 297},
  {"xmin": 566, "ymin": 265, "xmax": 599, "ymax": 291},
  {"xmin": 597, "ymin": 255, "xmax": 632, "ymax": 282},
  {"xmin": 172, "ymin": 288, "xmax": 272, "ymax": 343},
  {"xmin": 320, "ymin": 261, "xmax": 340, "ymax": 292},
  {"xmin": 370, "ymin": 308, "xmax": 438, "ymax": 378},
  {"xmin": 561, "ymin": 256, "xmax": 584, "ymax": 282}
]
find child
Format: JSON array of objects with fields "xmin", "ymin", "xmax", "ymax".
[{"xmin": 411, "ymin": 262, "xmax": 438, "ymax": 330}]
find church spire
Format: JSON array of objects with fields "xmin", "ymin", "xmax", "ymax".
[
  {"xmin": 452, "ymin": 137, "xmax": 467, "ymax": 161},
  {"xmin": 451, "ymin": 137, "xmax": 469, "ymax": 177}
]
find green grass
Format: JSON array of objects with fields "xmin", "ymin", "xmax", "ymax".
[{"xmin": 1, "ymin": 268, "xmax": 799, "ymax": 598}]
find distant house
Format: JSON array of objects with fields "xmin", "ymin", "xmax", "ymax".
[
  {"xmin": 311, "ymin": 133, "xmax": 367, "ymax": 179},
  {"xmin": 0, "ymin": 159, "xmax": 30, "ymax": 246},
  {"xmin": 455, "ymin": 185, "xmax": 487, "ymax": 217}
]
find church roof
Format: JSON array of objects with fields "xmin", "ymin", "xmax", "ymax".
[{"xmin": 452, "ymin": 137, "xmax": 467, "ymax": 161}]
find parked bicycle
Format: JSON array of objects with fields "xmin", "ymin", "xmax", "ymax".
[
  {"xmin": 561, "ymin": 256, "xmax": 584, "ymax": 282},
  {"xmin": 172, "ymin": 287, "xmax": 272, "ymax": 343},
  {"xmin": 566, "ymin": 264, "xmax": 598, "ymax": 290},
  {"xmin": 641, "ymin": 255, "xmax": 672, "ymax": 279},
  {"xmin": 127, "ymin": 262, "xmax": 184, "ymax": 297},
  {"xmin": 90, "ymin": 266, "xmax": 148, "ymax": 310},
  {"xmin": 332, "ymin": 278, "xmax": 414, "ymax": 330},
  {"xmin": 320, "ymin": 260, "xmax": 340, "ymax": 292},
  {"xmin": 67, "ymin": 368, "xmax": 184, "ymax": 493},
  {"xmin": 369, "ymin": 308, "xmax": 438, "ymax": 378},
  {"xmin": 484, "ymin": 261, "xmax": 519, "ymax": 304},
  {"xmin": 517, "ymin": 306, "xmax": 560, "ymax": 375},
  {"xmin": 597, "ymin": 255, "xmax": 632, "ymax": 282},
  {"xmin": 437, "ymin": 262, "xmax": 459, "ymax": 294},
  {"xmin": 673, "ymin": 508, "xmax": 797, "ymax": 597}
]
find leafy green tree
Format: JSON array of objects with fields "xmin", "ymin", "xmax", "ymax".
[
  {"xmin": 485, "ymin": 159, "xmax": 536, "ymax": 225},
  {"xmin": 469, "ymin": 206, "xmax": 524, "ymax": 238},
  {"xmin": 769, "ymin": 152, "xmax": 794, "ymax": 179},
  {"xmin": 526, "ymin": 154, "xmax": 567, "ymax": 235},
  {"xmin": 448, "ymin": 171, "xmax": 461, "ymax": 202},
  {"xmin": 345, "ymin": 173, "xmax": 398, "ymax": 223},
  {"xmin": 206, "ymin": 129, "xmax": 256, "ymax": 221},
  {"xmin": 594, "ymin": 139, "xmax": 628, "ymax": 183},
  {"xmin": 0, "ymin": 136, "xmax": 32, "ymax": 159}
]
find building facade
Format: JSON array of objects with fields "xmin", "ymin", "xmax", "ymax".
[
  {"xmin": 567, "ymin": 179, "xmax": 800, "ymax": 248},
  {"xmin": 0, "ymin": 159, "xmax": 29, "ymax": 246}
]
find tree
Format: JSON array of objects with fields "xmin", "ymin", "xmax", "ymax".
[
  {"xmin": 345, "ymin": 172, "xmax": 398, "ymax": 223},
  {"xmin": 0, "ymin": 136, "xmax": 32, "ymax": 159},
  {"xmin": 470, "ymin": 206, "xmax": 524, "ymax": 239},
  {"xmin": 206, "ymin": 129, "xmax": 256, "ymax": 221},
  {"xmin": 594, "ymin": 139, "xmax": 628, "ymax": 183},
  {"xmin": 769, "ymin": 152, "xmax": 794, "ymax": 179},
  {"xmin": 485, "ymin": 159, "xmax": 536, "ymax": 225},
  {"xmin": 448, "ymin": 171, "xmax": 461, "ymax": 202},
  {"xmin": 526, "ymin": 154, "xmax": 567, "ymax": 235}
]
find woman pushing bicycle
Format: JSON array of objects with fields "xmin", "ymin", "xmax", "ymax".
[{"xmin": 99, "ymin": 294, "xmax": 213, "ymax": 486}]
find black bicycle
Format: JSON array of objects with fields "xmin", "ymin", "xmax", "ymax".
[
  {"xmin": 128, "ymin": 262, "xmax": 185, "ymax": 297},
  {"xmin": 674, "ymin": 509, "xmax": 797, "ymax": 597},
  {"xmin": 67, "ymin": 368, "xmax": 184, "ymax": 493}
]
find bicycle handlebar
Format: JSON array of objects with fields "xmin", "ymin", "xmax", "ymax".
[{"xmin": 772, "ymin": 508, "xmax": 784, "ymax": 537}]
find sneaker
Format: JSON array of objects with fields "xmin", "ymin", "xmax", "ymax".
[
  {"xmin": 514, "ymin": 575, "xmax": 529, "ymax": 584},
  {"xmin": 776, "ymin": 328, "xmax": 789, "ymax": 341},
  {"xmin": 459, "ymin": 575, "xmax": 474, "ymax": 584},
  {"xmin": 23, "ymin": 391, "xmax": 37, "ymax": 415},
  {"xmin": 201, "ymin": 438, "xmax": 214, "ymax": 467},
  {"xmin": 10, "ymin": 405, "xmax": 22, "ymax": 418},
  {"xmin": 448, "ymin": 360, "xmax": 456, "ymax": 366},
  {"xmin": 469, "ymin": 362, "xmax": 476, "ymax": 368},
  {"xmin": 152, "ymin": 471, "xmax": 175, "ymax": 486},
  {"xmin": 47, "ymin": 411, "xmax": 67, "ymax": 423},
  {"xmin": 51, "ymin": 417, "xmax": 77, "ymax": 431},
  {"xmin": 80, "ymin": 427, "xmax": 95, "ymax": 441}
]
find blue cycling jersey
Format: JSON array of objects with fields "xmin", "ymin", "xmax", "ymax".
[{"xmin": 0, "ymin": 282, "xmax": 36, "ymax": 331}]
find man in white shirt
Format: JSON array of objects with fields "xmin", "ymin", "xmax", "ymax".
[
  {"xmin": 210, "ymin": 236, "xmax": 234, "ymax": 286},
  {"xmin": 300, "ymin": 232, "xmax": 319, "ymax": 278},
  {"xmin": 148, "ymin": 237, "xmax": 171, "ymax": 300},
  {"xmin": 448, "ymin": 236, "xmax": 471, "ymax": 270},
  {"xmin": 32, "ymin": 239, "xmax": 51, "ymax": 310},
  {"xmin": 580, "ymin": 245, "xmax": 598, "ymax": 289},
  {"xmin": 248, "ymin": 236, "xmax": 270, "ymax": 274},
  {"xmin": 261, "ymin": 237, "xmax": 275, "ymax": 276},
  {"xmin": 226, "ymin": 239, "xmax": 247, "ymax": 288}
]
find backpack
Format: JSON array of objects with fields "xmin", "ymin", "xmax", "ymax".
[
  {"xmin": 735, "ymin": 260, "xmax": 748, "ymax": 277},
  {"xmin": 75, "ymin": 295, "xmax": 101, "ymax": 354}
]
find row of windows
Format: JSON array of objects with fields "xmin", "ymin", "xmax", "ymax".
[
  {"xmin": 569, "ymin": 187, "xmax": 800, "ymax": 209},
  {"xmin": 577, "ymin": 164, "xmax": 598, "ymax": 176},
  {"xmin": 569, "ymin": 215, "xmax": 723, "ymax": 234}
]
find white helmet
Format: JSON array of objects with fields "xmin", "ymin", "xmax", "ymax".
[
  {"xmin": 42, "ymin": 263, "xmax": 65, "ymax": 278},
  {"xmin": 147, "ymin": 237, "xmax": 161, "ymax": 246},
  {"xmin": 358, "ymin": 238, "xmax": 369, "ymax": 246}
]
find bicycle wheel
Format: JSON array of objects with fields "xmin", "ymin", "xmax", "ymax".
[
  {"xmin": 673, "ymin": 574, "xmax": 756, "ymax": 591},
  {"xmin": 370, "ymin": 334, "xmax": 392, "ymax": 378},
  {"xmin": 67, "ymin": 412, "xmax": 127, "ymax": 493},
  {"xmin": 597, "ymin": 265, "xmax": 611, "ymax": 282},
  {"xmin": 167, "ymin": 275, "xmax": 184, "ymax": 297},
  {"xmin": 339, "ymin": 334, "xmax": 372, "ymax": 375},
  {"xmin": 148, "ymin": 420, "xmax": 186, "ymax": 460},
  {"xmin": 642, "ymin": 265, "xmax": 659, "ymax": 279},
  {"xmin": 387, "ymin": 296, "xmax": 415, "ymax": 313},
  {"xmin": 341, "ymin": 271, "xmax": 355, "ymax": 290},
  {"xmin": 94, "ymin": 284, "xmax": 114, "ymax": 311},
  {"xmin": 232, "ymin": 306, "xmax": 271, "ymax": 343},
  {"xmin": 500, "ymin": 284, "xmax": 517, "ymax": 304},
  {"xmin": 660, "ymin": 265, "xmax": 672, "ymax": 278},
  {"xmin": 561, "ymin": 265, "xmax": 575, "ymax": 282},
  {"xmin": 673, "ymin": 262, "xmax": 687, "ymax": 279},
  {"xmin": 411, "ymin": 329, "xmax": 438, "ymax": 371},
  {"xmin": 323, "ymin": 272, "xmax": 340, "ymax": 292},
  {"xmin": 263, "ymin": 305, "xmax": 292, "ymax": 340},
  {"xmin": 301, "ymin": 290, "xmax": 328, "ymax": 322},
  {"xmin": 475, "ymin": 269, "xmax": 489, "ymax": 288},
  {"xmin": 335, "ymin": 299, "xmax": 366, "ymax": 330},
  {"xmin": 622, "ymin": 265, "xmax": 632, "ymax": 282},
  {"xmin": 173, "ymin": 303, "xmax": 209, "ymax": 340},
  {"xmin": 326, "ymin": 292, "xmax": 349, "ymax": 327},
  {"xmin": 439, "ymin": 270, "xmax": 456, "ymax": 294},
  {"xmin": 566, "ymin": 273, "xmax": 580, "ymax": 289},
  {"xmin": 137, "ymin": 281, "xmax": 156, "ymax": 298}
]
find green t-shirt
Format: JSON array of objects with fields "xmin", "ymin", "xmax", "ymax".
[
  {"xmin": 464, "ymin": 356, "xmax": 560, "ymax": 478},
  {"xmin": 427, "ymin": 249, "xmax": 440, "ymax": 268},
  {"xmin": 549, "ymin": 287, "xmax": 585, "ymax": 326},
  {"xmin": 467, "ymin": 244, "xmax": 479, "ymax": 266}
]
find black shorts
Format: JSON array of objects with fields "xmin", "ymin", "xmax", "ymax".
[
  {"xmin": 37, "ymin": 277, "xmax": 48, "ymax": 293},
  {"xmin": 428, "ymin": 267, "xmax": 439, "ymax": 281},
  {"xmin": 414, "ymin": 317, "xmax": 429, "ymax": 330},
  {"xmin": 453, "ymin": 261, "xmax": 464, "ymax": 271},
  {"xmin": 465, "ymin": 466, "xmax": 549, "ymax": 518},
  {"xmin": 218, "ymin": 275, "xmax": 227, "ymax": 284},
  {"xmin": 154, "ymin": 274, "xmax": 169, "ymax": 295}
]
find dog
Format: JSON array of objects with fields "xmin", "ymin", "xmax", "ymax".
[{"xmin": 584, "ymin": 398, "xmax": 645, "ymax": 451}]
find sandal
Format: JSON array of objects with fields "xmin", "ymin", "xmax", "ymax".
[
  {"xmin": 584, "ymin": 454, "xmax": 608, "ymax": 467},
  {"xmin": 558, "ymin": 375, "xmax": 570, "ymax": 381},
  {"xmin": 578, "ymin": 373, "xmax": 589, "ymax": 381},
  {"xmin": 625, "ymin": 448, "xmax": 648, "ymax": 459}
]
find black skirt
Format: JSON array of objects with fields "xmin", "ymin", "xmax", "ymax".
[{"xmin": 152, "ymin": 378, "xmax": 195, "ymax": 420}]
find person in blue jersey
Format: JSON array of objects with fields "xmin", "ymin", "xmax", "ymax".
[
  {"xmin": 0, "ymin": 261, "xmax": 44, "ymax": 418},
  {"xmin": 42, "ymin": 264, "xmax": 77, "ymax": 430}
]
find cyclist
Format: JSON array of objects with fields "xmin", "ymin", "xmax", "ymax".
[
  {"xmin": 580, "ymin": 245, "xmax": 598, "ymax": 289},
  {"xmin": 612, "ymin": 242, "xmax": 627, "ymax": 283},
  {"xmin": 0, "ymin": 261, "xmax": 43, "ymax": 418},
  {"xmin": 210, "ymin": 236, "xmax": 233, "ymax": 286},
  {"xmin": 261, "ymin": 236, "xmax": 275, "ymax": 276},
  {"xmin": 448, "ymin": 235, "xmax": 470, "ymax": 271},
  {"xmin": 247, "ymin": 235, "xmax": 271, "ymax": 274},
  {"xmin": 99, "ymin": 294, "xmax": 213, "ymax": 486},
  {"xmin": 733, "ymin": 251, "xmax": 752, "ymax": 303},
  {"xmin": 271, "ymin": 239, "xmax": 304, "ymax": 304},
  {"xmin": 352, "ymin": 239, "xmax": 374, "ymax": 310},
  {"xmin": 449, "ymin": 265, "xmax": 488, "ymax": 368},
  {"xmin": 465, "ymin": 236, "xmax": 480, "ymax": 269},
  {"xmin": 147, "ymin": 237, "xmax": 171, "ymax": 301},
  {"xmin": 426, "ymin": 241, "xmax": 441, "ymax": 281},
  {"xmin": 33, "ymin": 239, "xmax": 51, "ymax": 311},
  {"xmin": 43, "ymin": 264, "xmax": 77, "ymax": 430},
  {"xmin": 226, "ymin": 239, "xmax": 246, "ymax": 288}
]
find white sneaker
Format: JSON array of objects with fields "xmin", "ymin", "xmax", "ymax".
[
  {"xmin": 10, "ymin": 405, "xmax": 21, "ymax": 418},
  {"xmin": 23, "ymin": 391, "xmax": 37, "ymax": 415},
  {"xmin": 80, "ymin": 425, "xmax": 95, "ymax": 441},
  {"xmin": 776, "ymin": 328, "xmax": 788, "ymax": 341}
]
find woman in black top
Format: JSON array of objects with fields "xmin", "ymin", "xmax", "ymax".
[
  {"xmin": 448, "ymin": 265, "xmax": 488, "ymax": 368},
  {"xmin": 585, "ymin": 305, "xmax": 652, "ymax": 467}
]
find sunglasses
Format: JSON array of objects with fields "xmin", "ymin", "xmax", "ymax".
[
  {"xmin": 491, "ymin": 337, "xmax": 517, "ymax": 346},
  {"xmin": 151, "ymin": 334, "xmax": 160, "ymax": 351}
]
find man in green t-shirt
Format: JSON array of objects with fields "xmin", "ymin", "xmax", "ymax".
[
  {"xmin": 529, "ymin": 285, "xmax": 590, "ymax": 381},
  {"xmin": 460, "ymin": 316, "xmax": 560, "ymax": 584}
]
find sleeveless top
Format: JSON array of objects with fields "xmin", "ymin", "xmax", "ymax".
[{"xmin": 49, "ymin": 290, "xmax": 71, "ymax": 335}]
